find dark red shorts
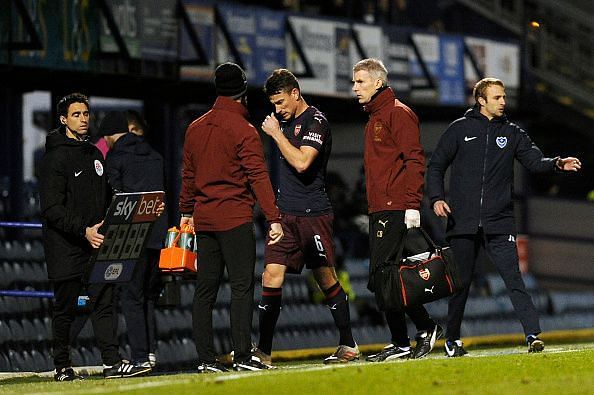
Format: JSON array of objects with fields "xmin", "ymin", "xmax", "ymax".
[{"xmin": 264, "ymin": 213, "xmax": 335, "ymax": 274}]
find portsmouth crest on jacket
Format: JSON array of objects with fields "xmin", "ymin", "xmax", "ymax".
[{"xmin": 496, "ymin": 136, "xmax": 507, "ymax": 148}]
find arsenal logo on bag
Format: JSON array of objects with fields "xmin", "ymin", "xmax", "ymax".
[{"xmin": 419, "ymin": 268, "xmax": 431, "ymax": 281}]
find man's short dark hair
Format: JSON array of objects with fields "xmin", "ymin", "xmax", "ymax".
[
  {"xmin": 57, "ymin": 93, "xmax": 89, "ymax": 118},
  {"xmin": 264, "ymin": 69, "xmax": 300, "ymax": 97}
]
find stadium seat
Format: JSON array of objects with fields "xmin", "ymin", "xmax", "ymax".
[
  {"xmin": 0, "ymin": 320, "xmax": 11, "ymax": 343},
  {"xmin": 549, "ymin": 292, "xmax": 594, "ymax": 314},
  {"xmin": 0, "ymin": 351, "xmax": 12, "ymax": 371},
  {"xmin": 8, "ymin": 319, "xmax": 24, "ymax": 342},
  {"xmin": 32, "ymin": 318, "xmax": 49, "ymax": 341},
  {"xmin": 20, "ymin": 318, "xmax": 38, "ymax": 342},
  {"xmin": 30, "ymin": 349, "xmax": 49, "ymax": 372},
  {"xmin": 8, "ymin": 349, "xmax": 26, "ymax": 372}
]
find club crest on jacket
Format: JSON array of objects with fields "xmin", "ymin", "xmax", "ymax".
[
  {"xmin": 374, "ymin": 122, "xmax": 382, "ymax": 141},
  {"xmin": 496, "ymin": 136, "xmax": 507, "ymax": 148}
]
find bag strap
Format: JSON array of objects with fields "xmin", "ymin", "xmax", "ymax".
[{"xmin": 369, "ymin": 226, "xmax": 443, "ymax": 276}]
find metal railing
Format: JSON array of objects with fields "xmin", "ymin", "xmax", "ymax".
[{"xmin": 455, "ymin": 0, "xmax": 594, "ymax": 117}]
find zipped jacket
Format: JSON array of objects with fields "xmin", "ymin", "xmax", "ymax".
[
  {"xmin": 105, "ymin": 133, "xmax": 168, "ymax": 249},
  {"xmin": 363, "ymin": 88, "xmax": 425, "ymax": 214},
  {"xmin": 427, "ymin": 107, "xmax": 556, "ymax": 236},
  {"xmin": 40, "ymin": 127, "xmax": 110, "ymax": 280},
  {"xmin": 179, "ymin": 96, "xmax": 280, "ymax": 231}
]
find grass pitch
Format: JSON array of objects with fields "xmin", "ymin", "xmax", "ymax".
[{"xmin": 1, "ymin": 342, "xmax": 593, "ymax": 395}]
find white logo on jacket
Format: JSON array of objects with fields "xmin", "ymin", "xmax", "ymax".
[
  {"xmin": 464, "ymin": 136, "xmax": 477, "ymax": 142},
  {"xmin": 94, "ymin": 160, "xmax": 104, "ymax": 176},
  {"xmin": 496, "ymin": 136, "xmax": 507, "ymax": 148}
]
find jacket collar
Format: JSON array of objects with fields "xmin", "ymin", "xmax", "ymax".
[
  {"xmin": 465, "ymin": 105, "xmax": 508, "ymax": 123},
  {"xmin": 363, "ymin": 87, "xmax": 394, "ymax": 114},
  {"xmin": 213, "ymin": 96, "xmax": 249, "ymax": 119}
]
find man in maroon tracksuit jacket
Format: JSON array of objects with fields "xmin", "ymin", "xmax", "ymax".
[
  {"xmin": 352, "ymin": 58, "xmax": 442, "ymax": 361},
  {"xmin": 179, "ymin": 63, "xmax": 283, "ymax": 372}
]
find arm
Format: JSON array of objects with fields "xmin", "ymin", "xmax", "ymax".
[
  {"xmin": 427, "ymin": 124, "xmax": 458, "ymax": 217},
  {"xmin": 261, "ymin": 113, "xmax": 319, "ymax": 173},
  {"xmin": 179, "ymin": 127, "xmax": 196, "ymax": 217},
  {"xmin": 39, "ymin": 152, "xmax": 87, "ymax": 237},
  {"xmin": 238, "ymin": 125, "xmax": 281, "ymax": 223},
  {"xmin": 105, "ymin": 152, "xmax": 124, "ymax": 192},
  {"xmin": 514, "ymin": 126, "xmax": 557, "ymax": 173},
  {"xmin": 391, "ymin": 107, "xmax": 425, "ymax": 209}
]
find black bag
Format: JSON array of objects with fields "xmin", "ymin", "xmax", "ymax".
[{"xmin": 373, "ymin": 228, "xmax": 461, "ymax": 311}]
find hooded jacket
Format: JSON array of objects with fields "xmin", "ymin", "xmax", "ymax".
[
  {"xmin": 363, "ymin": 87, "xmax": 425, "ymax": 214},
  {"xmin": 179, "ymin": 96, "xmax": 280, "ymax": 231},
  {"xmin": 105, "ymin": 133, "xmax": 168, "ymax": 249},
  {"xmin": 39, "ymin": 127, "xmax": 110, "ymax": 280},
  {"xmin": 427, "ymin": 107, "xmax": 556, "ymax": 236}
]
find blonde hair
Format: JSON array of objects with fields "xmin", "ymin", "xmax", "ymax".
[
  {"xmin": 473, "ymin": 78, "xmax": 505, "ymax": 103},
  {"xmin": 353, "ymin": 58, "xmax": 388, "ymax": 87}
]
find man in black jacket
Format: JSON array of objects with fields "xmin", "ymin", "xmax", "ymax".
[
  {"xmin": 39, "ymin": 93, "xmax": 150, "ymax": 380},
  {"xmin": 99, "ymin": 110, "xmax": 167, "ymax": 370},
  {"xmin": 427, "ymin": 78, "xmax": 581, "ymax": 356}
]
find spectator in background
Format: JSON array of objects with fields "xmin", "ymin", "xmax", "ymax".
[
  {"xmin": 179, "ymin": 62, "xmax": 283, "ymax": 373},
  {"xmin": 254, "ymin": 69, "xmax": 359, "ymax": 366},
  {"xmin": 352, "ymin": 58, "xmax": 442, "ymax": 361},
  {"xmin": 427, "ymin": 77, "xmax": 581, "ymax": 356},
  {"xmin": 39, "ymin": 93, "xmax": 147, "ymax": 381},
  {"xmin": 98, "ymin": 110, "xmax": 168, "ymax": 370}
]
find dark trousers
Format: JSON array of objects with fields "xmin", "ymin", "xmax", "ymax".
[
  {"xmin": 192, "ymin": 222, "xmax": 256, "ymax": 363},
  {"xmin": 446, "ymin": 229, "xmax": 541, "ymax": 340},
  {"xmin": 52, "ymin": 278, "xmax": 120, "ymax": 370},
  {"xmin": 118, "ymin": 248, "xmax": 162, "ymax": 361},
  {"xmin": 369, "ymin": 211, "xmax": 436, "ymax": 346}
]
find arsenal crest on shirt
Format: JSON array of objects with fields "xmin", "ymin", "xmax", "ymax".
[{"xmin": 294, "ymin": 124, "xmax": 301, "ymax": 136}]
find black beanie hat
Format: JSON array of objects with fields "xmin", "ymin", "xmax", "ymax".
[
  {"xmin": 98, "ymin": 111, "xmax": 129, "ymax": 137},
  {"xmin": 215, "ymin": 62, "xmax": 248, "ymax": 99}
]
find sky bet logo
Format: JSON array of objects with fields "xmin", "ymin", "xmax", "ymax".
[{"xmin": 113, "ymin": 193, "xmax": 162, "ymax": 222}]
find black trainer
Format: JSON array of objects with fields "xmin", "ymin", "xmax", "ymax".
[
  {"xmin": 365, "ymin": 344, "xmax": 411, "ymax": 362},
  {"xmin": 197, "ymin": 361, "xmax": 229, "ymax": 373},
  {"xmin": 103, "ymin": 361, "xmax": 152, "ymax": 379},
  {"xmin": 54, "ymin": 367, "xmax": 83, "ymax": 381},
  {"xmin": 411, "ymin": 324, "xmax": 443, "ymax": 359},
  {"xmin": 527, "ymin": 335, "xmax": 545, "ymax": 353},
  {"xmin": 444, "ymin": 339, "xmax": 468, "ymax": 357},
  {"xmin": 233, "ymin": 355, "xmax": 272, "ymax": 371}
]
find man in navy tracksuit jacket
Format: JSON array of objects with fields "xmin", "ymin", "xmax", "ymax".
[{"xmin": 427, "ymin": 78, "xmax": 581, "ymax": 356}]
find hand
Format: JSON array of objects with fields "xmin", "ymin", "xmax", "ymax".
[
  {"xmin": 268, "ymin": 222, "xmax": 284, "ymax": 245},
  {"xmin": 180, "ymin": 215, "xmax": 194, "ymax": 228},
  {"xmin": 85, "ymin": 221, "xmax": 104, "ymax": 249},
  {"xmin": 433, "ymin": 200, "xmax": 451, "ymax": 217},
  {"xmin": 404, "ymin": 209, "xmax": 420, "ymax": 229},
  {"xmin": 156, "ymin": 202, "xmax": 165, "ymax": 216},
  {"xmin": 261, "ymin": 112, "xmax": 281, "ymax": 137},
  {"xmin": 557, "ymin": 157, "xmax": 581, "ymax": 172}
]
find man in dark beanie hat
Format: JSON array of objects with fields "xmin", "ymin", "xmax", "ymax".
[
  {"xmin": 215, "ymin": 62, "xmax": 248, "ymax": 99},
  {"xmin": 180, "ymin": 63, "xmax": 283, "ymax": 372}
]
